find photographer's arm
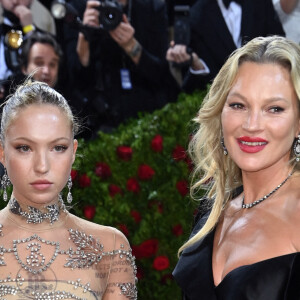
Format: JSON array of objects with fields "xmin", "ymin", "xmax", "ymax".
[
  {"xmin": 109, "ymin": 15, "xmax": 142, "ymax": 64},
  {"xmin": 166, "ymin": 41, "xmax": 206, "ymax": 72},
  {"xmin": 76, "ymin": 0, "xmax": 100, "ymax": 66}
]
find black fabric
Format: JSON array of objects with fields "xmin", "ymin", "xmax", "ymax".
[
  {"xmin": 64, "ymin": 0, "xmax": 180, "ymax": 136},
  {"xmin": 223, "ymin": 0, "xmax": 243, "ymax": 9},
  {"xmin": 182, "ymin": 0, "xmax": 285, "ymax": 93},
  {"xmin": 173, "ymin": 211, "xmax": 300, "ymax": 300}
]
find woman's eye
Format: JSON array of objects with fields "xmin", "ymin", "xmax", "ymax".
[
  {"xmin": 54, "ymin": 145, "xmax": 68, "ymax": 152},
  {"xmin": 229, "ymin": 103, "xmax": 244, "ymax": 109},
  {"xmin": 16, "ymin": 145, "xmax": 30, "ymax": 152},
  {"xmin": 269, "ymin": 106, "xmax": 284, "ymax": 113}
]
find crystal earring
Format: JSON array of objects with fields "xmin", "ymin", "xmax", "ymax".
[
  {"xmin": 293, "ymin": 134, "xmax": 300, "ymax": 162},
  {"xmin": 1, "ymin": 168, "xmax": 11, "ymax": 202},
  {"xmin": 67, "ymin": 176, "xmax": 73, "ymax": 204},
  {"xmin": 221, "ymin": 137, "xmax": 228, "ymax": 156}
]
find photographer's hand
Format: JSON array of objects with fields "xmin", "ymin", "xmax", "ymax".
[
  {"xmin": 109, "ymin": 15, "xmax": 142, "ymax": 64},
  {"xmin": 77, "ymin": 0, "xmax": 100, "ymax": 67},
  {"xmin": 166, "ymin": 41, "xmax": 205, "ymax": 71},
  {"xmin": 13, "ymin": 4, "xmax": 33, "ymax": 29}
]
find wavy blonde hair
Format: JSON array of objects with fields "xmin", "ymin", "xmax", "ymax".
[{"xmin": 179, "ymin": 36, "xmax": 300, "ymax": 254}]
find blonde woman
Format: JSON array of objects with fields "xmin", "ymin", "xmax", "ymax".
[
  {"xmin": 0, "ymin": 81, "xmax": 137, "ymax": 299},
  {"xmin": 173, "ymin": 35, "xmax": 300, "ymax": 300}
]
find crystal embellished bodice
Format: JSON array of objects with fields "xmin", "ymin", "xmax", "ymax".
[{"xmin": 0, "ymin": 207, "xmax": 137, "ymax": 300}]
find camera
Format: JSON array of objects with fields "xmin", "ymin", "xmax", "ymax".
[
  {"xmin": 173, "ymin": 5, "xmax": 190, "ymax": 46},
  {"xmin": 51, "ymin": 0, "xmax": 123, "ymax": 31}
]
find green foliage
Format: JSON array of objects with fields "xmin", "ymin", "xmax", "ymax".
[
  {"xmin": 0, "ymin": 90, "xmax": 206, "ymax": 299},
  {"xmin": 71, "ymin": 90, "xmax": 207, "ymax": 299}
]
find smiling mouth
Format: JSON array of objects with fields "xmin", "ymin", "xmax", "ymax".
[{"xmin": 239, "ymin": 141, "xmax": 267, "ymax": 146}]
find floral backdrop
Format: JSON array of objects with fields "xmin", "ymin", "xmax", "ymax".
[{"xmin": 2, "ymin": 90, "xmax": 206, "ymax": 299}]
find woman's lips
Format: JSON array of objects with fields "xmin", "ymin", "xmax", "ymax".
[
  {"xmin": 30, "ymin": 180, "xmax": 52, "ymax": 191},
  {"xmin": 237, "ymin": 137, "xmax": 268, "ymax": 153}
]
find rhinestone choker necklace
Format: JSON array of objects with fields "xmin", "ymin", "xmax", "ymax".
[
  {"xmin": 9, "ymin": 196, "xmax": 66, "ymax": 224},
  {"xmin": 242, "ymin": 172, "xmax": 293, "ymax": 209}
]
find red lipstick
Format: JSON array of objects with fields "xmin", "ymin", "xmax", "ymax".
[{"xmin": 237, "ymin": 136, "xmax": 268, "ymax": 153}]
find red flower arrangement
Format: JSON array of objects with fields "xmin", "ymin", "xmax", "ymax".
[
  {"xmin": 127, "ymin": 178, "xmax": 140, "ymax": 193},
  {"xmin": 151, "ymin": 135, "xmax": 163, "ymax": 152},
  {"xmin": 148, "ymin": 200, "xmax": 163, "ymax": 214},
  {"xmin": 138, "ymin": 164, "xmax": 155, "ymax": 180},
  {"xmin": 108, "ymin": 184, "xmax": 122, "ymax": 197},
  {"xmin": 83, "ymin": 205, "xmax": 96, "ymax": 220},
  {"xmin": 95, "ymin": 162, "xmax": 111, "ymax": 179},
  {"xmin": 79, "ymin": 174, "xmax": 91, "ymax": 188},
  {"xmin": 117, "ymin": 145, "xmax": 133, "ymax": 161},
  {"xmin": 172, "ymin": 145, "xmax": 187, "ymax": 161},
  {"xmin": 118, "ymin": 224, "xmax": 129, "ymax": 236},
  {"xmin": 153, "ymin": 256, "xmax": 170, "ymax": 271},
  {"xmin": 176, "ymin": 180, "xmax": 188, "ymax": 197},
  {"xmin": 132, "ymin": 239, "xmax": 159, "ymax": 259},
  {"xmin": 70, "ymin": 169, "xmax": 78, "ymax": 181},
  {"xmin": 130, "ymin": 210, "xmax": 142, "ymax": 223},
  {"xmin": 172, "ymin": 224, "xmax": 183, "ymax": 237}
]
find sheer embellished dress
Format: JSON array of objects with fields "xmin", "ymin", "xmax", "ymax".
[{"xmin": 0, "ymin": 204, "xmax": 137, "ymax": 300}]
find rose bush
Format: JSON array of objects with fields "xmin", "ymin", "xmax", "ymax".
[{"xmin": 58, "ymin": 90, "xmax": 206, "ymax": 299}]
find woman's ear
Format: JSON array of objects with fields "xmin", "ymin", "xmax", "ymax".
[
  {"xmin": 72, "ymin": 139, "xmax": 78, "ymax": 164},
  {"xmin": 0, "ymin": 144, "xmax": 5, "ymax": 167}
]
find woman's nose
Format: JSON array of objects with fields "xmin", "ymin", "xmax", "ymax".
[
  {"xmin": 34, "ymin": 152, "xmax": 49, "ymax": 174},
  {"xmin": 242, "ymin": 110, "xmax": 263, "ymax": 131}
]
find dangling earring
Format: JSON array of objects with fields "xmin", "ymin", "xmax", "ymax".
[
  {"xmin": 293, "ymin": 134, "xmax": 300, "ymax": 162},
  {"xmin": 1, "ymin": 168, "xmax": 11, "ymax": 202},
  {"xmin": 67, "ymin": 176, "xmax": 73, "ymax": 204},
  {"xmin": 221, "ymin": 137, "xmax": 228, "ymax": 156}
]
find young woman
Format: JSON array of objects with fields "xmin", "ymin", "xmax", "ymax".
[
  {"xmin": 0, "ymin": 81, "xmax": 137, "ymax": 299},
  {"xmin": 173, "ymin": 36, "xmax": 300, "ymax": 299}
]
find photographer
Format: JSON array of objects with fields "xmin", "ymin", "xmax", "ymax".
[
  {"xmin": 166, "ymin": 0, "xmax": 285, "ymax": 94},
  {"xmin": 64, "ymin": 0, "xmax": 179, "ymax": 137}
]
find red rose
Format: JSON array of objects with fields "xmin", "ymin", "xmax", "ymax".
[
  {"xmin": 148, "ymin": 200, "xmax": 163, "ymax": 214},
  {"xmin": 95, "ymin": 162, "xmax": 111, "ymax": 179},
  {"xmin": 139, "ymin": 239, "xmax": 159, "ymax": 258},
  {"xmin": 70, "ymin": 169, "xmax": 78, "ymax": 181},
  {"xmin": 151, "ymin": 135, "xmax": 163, "ymax": 152},
  {"xmin": 130, "ymin": 210, "xmax": 142, "ymax": 223},
  {"xmin": 172, "ymin": 145, "xmax": 187, "ymax": 161},
  {"xmin": 118, "ymin": 224, "xmax": 129, "ymax": 236},
  {"xmin": 109, "ymin": 184, "xmax": 122, "ymax": 197},
  {"xmin": 79, "ymin": 174, "xmax": 91, "ymax": 188},
  {"xmin": 138, "ymin": 164, "xmax": 155, "ymax": 180},
  {"xmin": 176, "ymin": 180, "xmax": 188, "ymax": 196},
  {"xmin": 126, "ymin": 178, "xmax": 140, "ymax": 193},
  {"xmin": 117, "ymin": 146, "xmax": 133, "ymax": 161},
  {"xmin": 172, "ymin": 224, "xmax": 183, "ymax": 236},
  {"xmin": 83, "ymin": 205, "xmax": 96, "ymax": 220},
  {"xmin": 153, "ymin": 256, "xmax": 170, "ymax": 271}
]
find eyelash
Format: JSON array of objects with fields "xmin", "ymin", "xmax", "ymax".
[
  {"xmin": 229, "ymin": 103, "xmax": 244, "ymax": 109},
  {"xmin": 54, "ymin": 145, "xmax": 68, "ymax": 152},
  {"xmin": 16, "ymin": 145, "xmax": 30, "ymax": 152},
  {"xmin": 269, "ymin": 106, "xmax": 284, "ymax": 113},
  {"xmin": 229, "ymin": 103, "xmax": 284, "ymax": 113},
  {"xmin": 15, "ymin": 145, "xmax": 68, "ymax": 153}
]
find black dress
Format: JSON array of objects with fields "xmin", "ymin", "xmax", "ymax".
[{"xmin": 173, "ymin": 211, "xmax": 300, "ymax": 300}]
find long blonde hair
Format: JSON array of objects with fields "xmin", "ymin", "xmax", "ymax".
[{"xmin": 179, "ymin": 36, "xmax": 300, "ymax": 254}]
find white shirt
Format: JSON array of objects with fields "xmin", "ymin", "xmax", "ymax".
[{"xmin": 191, "ymin": 0, "xmax": 242, "ymax": 75}]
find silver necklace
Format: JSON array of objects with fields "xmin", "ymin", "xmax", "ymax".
[
  {"xmin": 9, "ymin": 196, "xmax": 66, "ymax": 224},
  {"xmin": 242, "ymin": 172, "xmax": 293, "ymax": 209}
]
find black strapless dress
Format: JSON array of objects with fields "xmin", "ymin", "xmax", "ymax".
[{"xmin": 173, "ymin": 211, "xmax": 300, "ymax": 300}]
